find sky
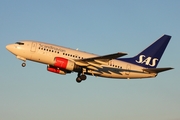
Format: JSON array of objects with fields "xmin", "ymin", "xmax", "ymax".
[{"xmin": 0, "ymin": 0, "xmax": 180, "ymax": 120}]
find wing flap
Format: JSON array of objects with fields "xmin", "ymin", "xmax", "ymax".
[{"xmin": 87, "ymin": 62, "xmax": 103, "ymax": 68}]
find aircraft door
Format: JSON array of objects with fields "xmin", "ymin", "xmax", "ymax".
[
  {"xmin": 125, "ymin": 64, "xmax": 131, "ymax": 75},
  {"xmin": 31, "ymin": 42, "xmax": 37, "ymax": 52}
]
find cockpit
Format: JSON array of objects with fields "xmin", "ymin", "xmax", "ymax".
[{"xmin": 15, "ymin": 42, "xmax": 24, "ymax": 45}]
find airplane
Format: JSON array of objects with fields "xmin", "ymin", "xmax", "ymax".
[{"xmin": 6, "ymin": 35, "xmax": 173, "ymax": 83}]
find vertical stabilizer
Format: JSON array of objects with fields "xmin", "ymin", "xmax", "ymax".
[{"xmin": 118, "ymin": 35, "xmax": 171, "ymax": 68}]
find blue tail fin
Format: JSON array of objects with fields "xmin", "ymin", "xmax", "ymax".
[{"xmin": 118, "ymin": 35, "xmax": 171, "ymax": 68}]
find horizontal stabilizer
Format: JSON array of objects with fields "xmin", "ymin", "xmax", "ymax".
[{"xmin": 143, "ymin": 67, "xmax": 174, "ymax": 73}]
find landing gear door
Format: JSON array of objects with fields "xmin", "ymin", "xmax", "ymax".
[{"xmin": 31, "ymin": 42, "xmax": 37, "ymax": 52}]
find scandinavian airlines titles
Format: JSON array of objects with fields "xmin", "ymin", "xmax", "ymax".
[{"xmin": 136, "ymin": 55, "xmax": 158, "ymax": 67}]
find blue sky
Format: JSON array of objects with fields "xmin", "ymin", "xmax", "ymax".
[{"xmin": 0, "ymin": 0, "xmax": 179, "ymax": 120}]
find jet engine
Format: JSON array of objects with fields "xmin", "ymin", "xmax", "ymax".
[{"xmin": 53, "ymin": 57, "xmax": 80, "ymax": 71}]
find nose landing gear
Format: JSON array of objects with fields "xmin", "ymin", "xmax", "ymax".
[
  {"xmin": 22, "ymin": 62, "xmax": 26, "ymax": 67},
  {"xmin": 16, "ymin": 56, "xmax": 26, "ymax": 67}
]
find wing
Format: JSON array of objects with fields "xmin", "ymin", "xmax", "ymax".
[{"xmin": 74, "ymin": 52, "xmax": 127, "ymax": 68}]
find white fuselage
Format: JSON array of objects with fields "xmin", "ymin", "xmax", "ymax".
[{"xmin": 6, "ymin": 40, "xmax": 156, "ymax": 79}]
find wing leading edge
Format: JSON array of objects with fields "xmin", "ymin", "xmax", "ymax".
[{"xmin": 74, "ymin": 52, "xmax": 127, "ymax": 67}]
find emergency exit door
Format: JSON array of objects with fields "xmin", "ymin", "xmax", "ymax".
[
  {"xmin": 125, "ymin": 64, "xmax": 131, "ymax": 75},
  {"xmin": 31, "ymin": 42, "xmax": 37, "ymax": 52}
]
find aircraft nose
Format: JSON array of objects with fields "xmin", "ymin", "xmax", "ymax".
[
  {"xmin": 6, "ymin": 45, "xmax": 10, "ymax": 50},
  {"xmin": 6, "ymin": 44, "xmax": 13, "ymax": 51}
]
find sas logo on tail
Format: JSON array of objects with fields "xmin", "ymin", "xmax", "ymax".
[{"xmin": 136, "ymin": 55, "xmax": 158, "ymax": 67}]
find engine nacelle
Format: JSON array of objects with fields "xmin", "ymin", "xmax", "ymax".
[
  {"xmin": 47, "ymin": 65, "xmax": 67, "ymax": 75},
  {"xmin": 53, "ymin": 57, "xmax": 75, "ymax": 71}
]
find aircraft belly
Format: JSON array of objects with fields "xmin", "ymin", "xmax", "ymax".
[{"xmin": 98, "ymin": 72, "xmax": 156, "ymax": 79}]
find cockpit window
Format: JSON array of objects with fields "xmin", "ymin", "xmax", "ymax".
[{"xmin": 15, "ymin": 42, "xmax": 24, "ymax": 45}]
